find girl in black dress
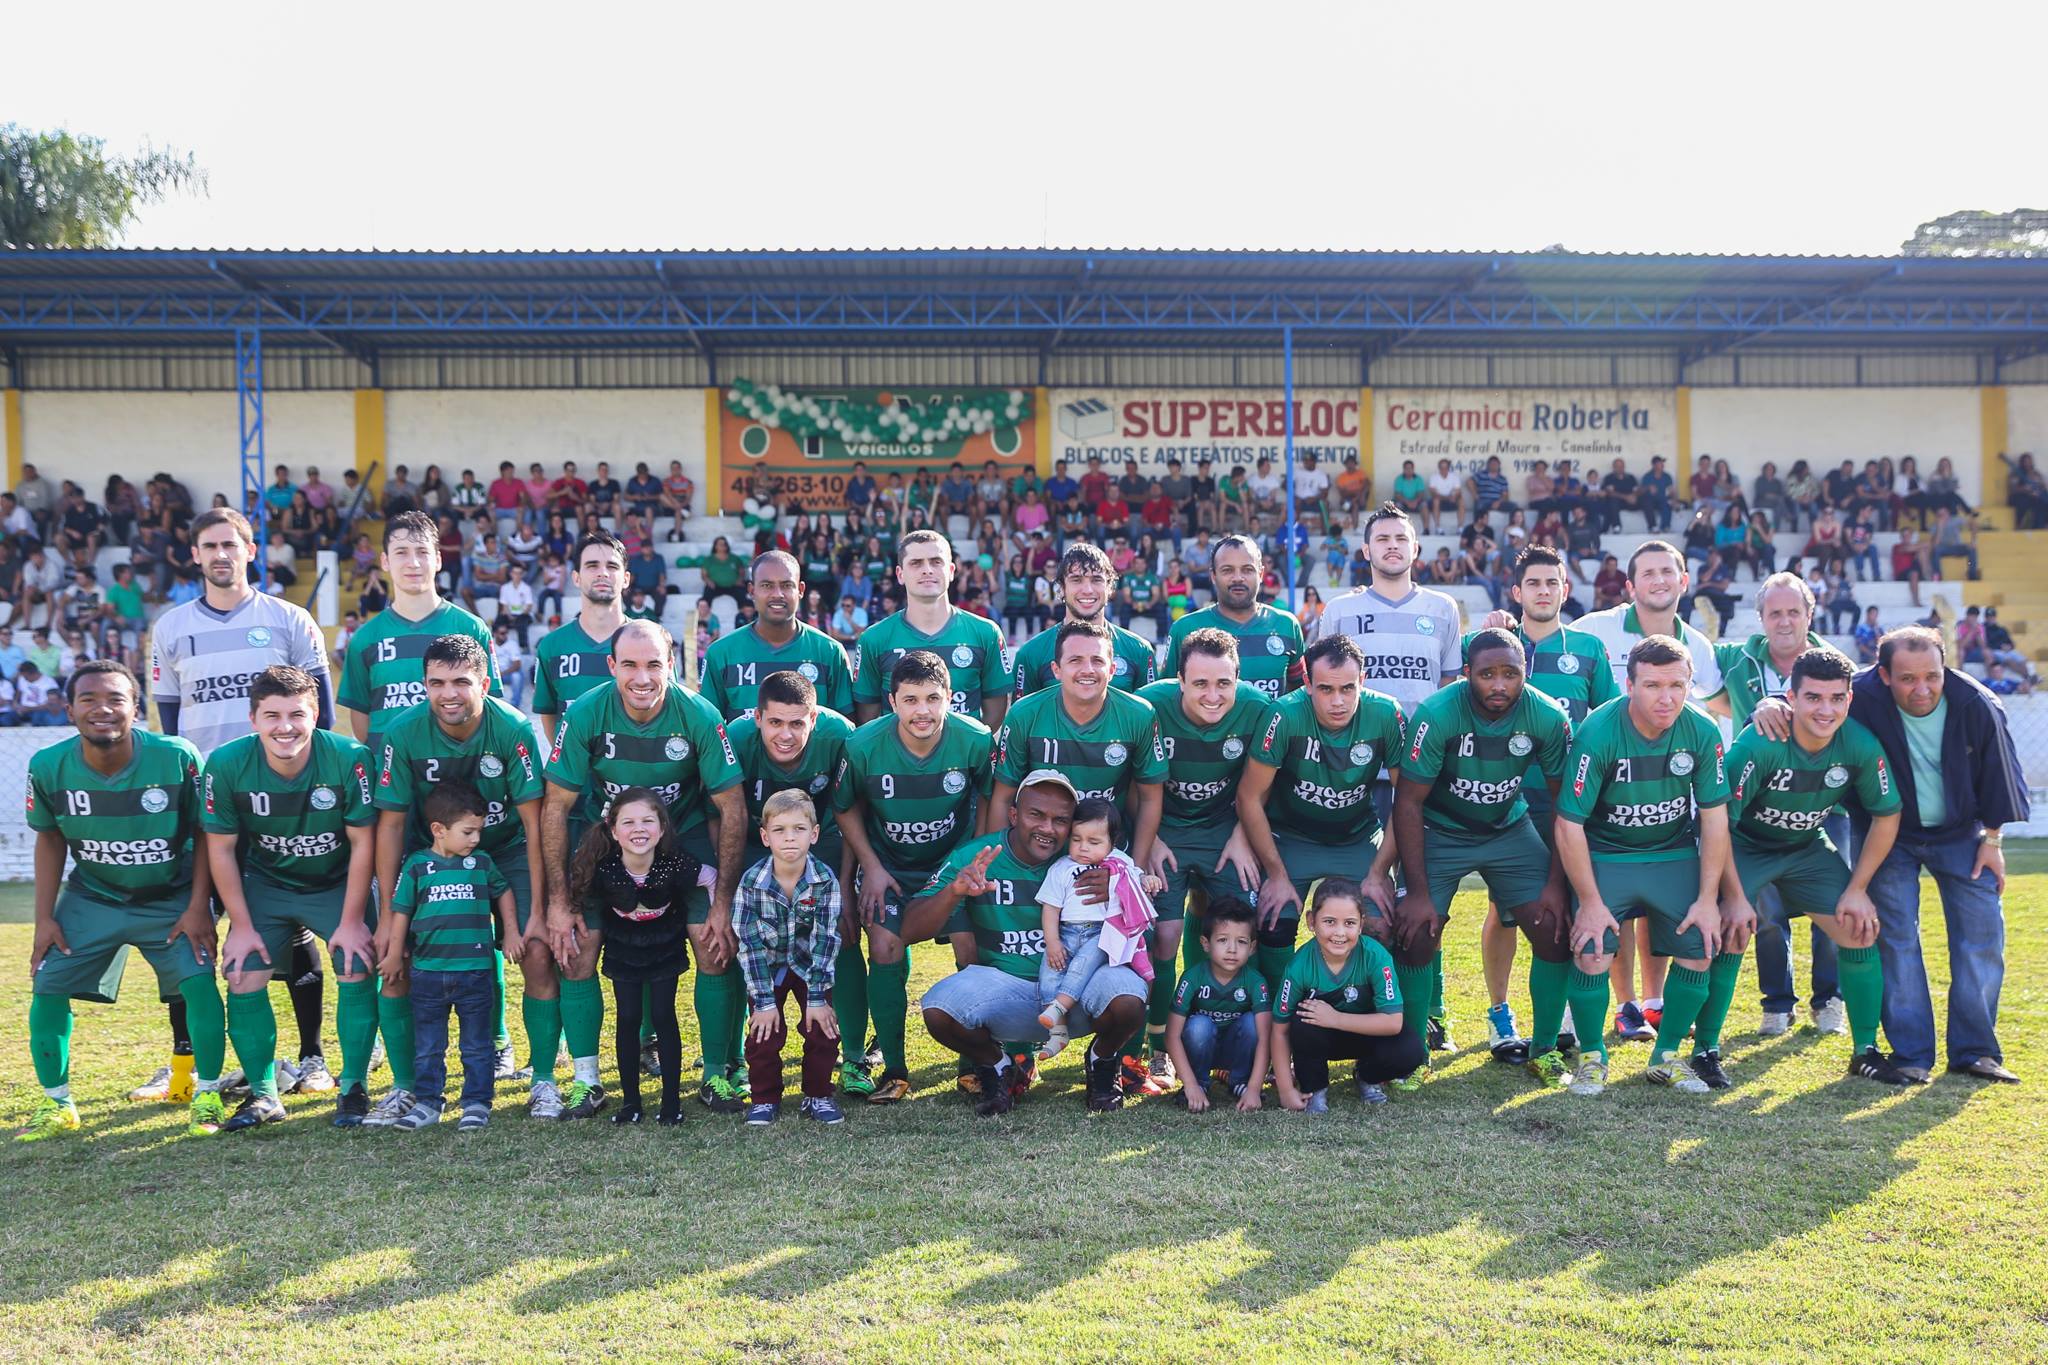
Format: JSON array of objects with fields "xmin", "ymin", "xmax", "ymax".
[{"xmin": 569, "ymin": 788, "xmax": 702, "ymax": 1125}]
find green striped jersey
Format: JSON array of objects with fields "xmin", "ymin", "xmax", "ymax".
[
  {"xmin": 543, "ymin": 683, "xmax": 740, "ymax": 832},
  {"xmin": 338, "ymin": 601, "xmax": 502, "ymax": 744},
  {"xmin": 530, "ymin": 619, "xmax": 619, "ymax": 720},
  {"xmin": 1137, "ymin": 678, "xmax": 1273, "ymax": 829},
  {"xmin": 1010, "ymin": 620, "xmax": 1158, "ymax": 698},
  {"xmin": 201, "ymin": 729, "xmax": 375, "ymax": 891},
  {"xmin": 375, "ymin": 697, "xmax": 543, "ymax": 860},
  {"xmin": 1272, "ymin": 939, "xmax": 1402, "ymax": 1021},
  {"xmin": 725, "ymin": 709, "xmax": 854, "ymax": 861},
  {"xmin": 1400, "ymin": 681, "xmax": 1572, "ymax": 834},
  {"xmin": 699, "ymin": 622, "xmax": 856, "ymax": 721},
  {"xmin": 1171, "ymin": 961, "xmax": 1271, "ymax": 1021},
  {"xmin": 1166, "ymin": 604, "xmax": 1304, "ymax": 701},
  {"xmin": 392, "ymin": 848, "xmax": 507, "ymax": 972},
  {"xmin": 993, "ymin": 685, "xmax": 1167, "ymax": 816},
  {"xmin": 851, "ymin": 607, "xmax": 1008, "ymax": 717},
  {"xmin": 26, "ymin": 730, "xmax": 203, "ymax": 903},
  {"xmin": 918, "ymin": 831, "xmax": 1057, "ymax": 981},
  {"xmin": 1251, "ymin": 688, "xmax": 1406, "ymax": 845},
  {"xmin": 1557, "ymin": 698, "xmax": 1730, "ymax": 862},
  {"xmin": 832, "ymin": 712, "xmax": 993, "ymax": 872},
  {"xmin": 1726, "ymin": 719, "xmax": 1899, "ymax": 852}
]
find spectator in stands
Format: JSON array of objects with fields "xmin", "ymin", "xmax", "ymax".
[
  {"xmin": 57, "ymin": 487, "xmax": 106, "ymax": 572},
  {"xmin": 1245, "ymin": 457, "xmax": 1282, "ymax": 531},
  {"xmin": 262, "ymin": 528, "xmax": 298, "ymax": 591},
  {"xmin": 1712, "ymin": 459, "xmax": 1746, "ymax": 520},
  {"xmin": 541, "ymin": 510, "xmax": 575, "ymax": 563},
  {"xmin": 1292, "ymin": 453, "xmax": 1331, "ymax": 533},
  {"xmin": 1803, "ymin": 505, "xmax": 1844, "ymax": 567},
  {"xmin": 1681, "ymin": 506, "xmax": 1716, "ymax": 571},
  {"xmin": 1743, "ymin": 462, "xmax": 1783, "ymax": 531},
  {"xmin": 1930, "ymin": 506, "xmax": 1980, "ymax": 580},
  {"xmin": 682, "ymin": 534, "xmax": 741, "ymax": 613},
  {"xmin": 23, "ymin": 626, "xmax": 57, "ymax": 680},
  {"xmin": 1157, "ymin": 458, "xmax": 1193, "ymax": 536},
  {"xmin": 1095, "ymin": 483, "xmax": 1134, "ymax": 546},
  {"xmin": 1422, "ymin": 545, "xmax": 1459, "ymax": 587},
  {"xmin": 1011, "ymin": 486, "xmax": 1051, "ymax": 546},
  {"xmin": 18, "ymin": 662, "xmax": 60, "ymax": 725},
  {"xmin": 101, "ymin": 475, "xmax": 140, "ymax": 546},
  {"xmin": 18, "ymin": 543, "xmax": 63, "ymax": 627},
  {"xmin": 1819, "ymin": 459, "xmax": 1854, "ymax": 516},
  {"xmin": 447, "ymin": 467, "xmax": 486, "ymax": 522},
  {"xmin": 275, "ymin": 489, "xmax": 315, "ymax": 558},
  {"xmin": 586, "ymin": 461, "xmax": 620, "ymax": 521},
  {"xmin": 1688, "ymin": 455, "xmax": 1721, "ymax": 519},
  {"xmin": 488, "ymin": 460, "xmax": 524, "ymax": 538},
  {"xmin": 169, "ymin": 563, "xmax": 205, "ymax": 608},
  {"xmin": 0, "ymin": 627, "xmax": 22, "ymax": 680},
  {"xmin": 1043, "ymin": 458, "xmax": 1077, "ymax": 516},
  {"xmin": 1853, "ymin": 606, "xmax": 1882, "ymax": 665},
  {"xmin": 546, "ymin": 461, "xmax": 586, "ymax": 522},
  {"xmin": 1334, "ymin": 453, "xmax": 1371, "ymax": 521},
  {"xmin": 14, "ymin": 463, "xmax": 55, "ymax": 540},
  {"xmin": 1593, "ymin": 553, "xmax": 1627, "ymax": 610},
  {"xmin": 1775, "ymin": 460, "xmax": 1818, "ymax": 531},
  {"xmin": 535, "ymin": 550, "xmax": 566, "ymax": 623},
  {"xmin": 1140, "ymin": 481, "xmax": 1180, "ymax": 550},
  {"xmin": 0, "ymin": 670, "xmax": 17, "ymax": 725},
  {"xmin": 1712, "ymin": 505, "xmax": 1750, "ymax": 576},
  {"xmin": 460, "ymin": 531, "xmax": 509, "ymax": 613},
  {"xmin": 1845, "ymin": 510, "xmax": 1881, "ymax": 582},
  {"xmin": 1597, "ymin": 457, "xmax": 1638, "ymax": 533},
  {"xmin": 415, "ymin": 463, "xmax": 447, "ymax": 514},
  {"xmin": 261, "ymin": 464, "xmax": 298, "ymax": 522},
  {"xmin": 1822, "ymin": 564, "xmax": 1859, "ymax": 634},
  {"xmin": 1162, "ymin": 558, "xmax": 1193, "ymax": 621},
  {"xmin": 519, "ymin": 462, "xmax": 552, "ymax": 529},
  {"xmin": 1637, "ymin": 454, "xmax": 1674, "ymax": 532},
  {"xmin": 1469, "ymin": 455, "xmax": 1511, "ymax": 520},
  {"xmin": 621, "ymin": 461, "xmax": 661, "ymax": 523},
  {"xmin": 970, "ymin": 460, "xmax": 1009, "ymax": 527},
  {"xmin": 491, "ymin": 620, "xmax": 529, "ymax": 711},
  {"xmin": 1216, "ymin": 466, "xmax": 1250, "ymax": 531},
  {"xmin": 1983, "ymin": 660, "xmax": 2028, "ymax": 695},
  {"xmin": 1744, "ymin": 510, "xmax": 1778, "ymax": 576},
  {"xmin": 505, "ymin": 519, "xmax": 544, "ymax": 575},
  {"xmin": 1849, "ymin": 461, "xmax": 1891, "ymax": 528},
  {"xmin": 0, "ymin": 493, "xmax": 32, "ymax": 544},
  {"xmin": 382, "ymin": 464, "xmax": 419, "ymax": 520},
  {"xmin": 1393, "ymin": 460, "xmax": 1428, "ymax": 525},
  {"xmin": 934, "ymin": 462, "xmax": 973, "ymax": 527},
  {"xmin": 1564, "ymin": 505, "xmax": 1600, "ymax": 567},
  {"xmin": 1425, "ymin": 458, "xmax": 1466, "ymax": 535},
  {"xmin": 1687, "ymin": 550, "xmax": 1739, "ymax": 628},
  {"xmin": 1981, "ymin": 609, "xmax": 2039, "ymax": 684},
  {"xmin": 1888, "ymin": 522, "xmax": 1930, "ymax": 607},
  {"xmin": 2002, "ymin": 451, "xmax": 2047, "ymax": 530},
  {"xmin": 497, "ymin": 561, "xmax": 538, "ymax": 646},
  {"xmin": 1956, "ymin": 606, "xmax": 1987, "ymax": 665}
]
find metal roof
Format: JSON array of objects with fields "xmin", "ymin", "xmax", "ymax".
[{"xmin": 3, "ymin": 248, "xmax": 2046, "ymax": 362}]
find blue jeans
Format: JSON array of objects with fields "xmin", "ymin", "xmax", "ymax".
[
  {"xmin": 411, "ymin": 968, "xmax": 496, "ymax": 1109},
  {"xmin": 1866, "ymin": 833, "xmax": 2006, "ymax": 1071},
  {"xmin": 1755, "ymin": 812, "xmax": 1844, "ymax": 1014},
  {"xmin": 1180, "ymin": 1011, "xmax": 1259, "ymax": 1090},
  {"xmin": 1040, "ymin": 920, "xmax": 1107, "ymax": 1008}
]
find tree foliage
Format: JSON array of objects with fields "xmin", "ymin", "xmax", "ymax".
[
  {"xmin": 1901, "ymin": 208, "xmax": 2048, "ymax": 258},
  {"xmin": 0, "ymin": 125, "xmax": 206, "ymax": 248}
]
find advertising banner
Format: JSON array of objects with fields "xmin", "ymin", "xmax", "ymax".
[
  {"xmin": 1047, "ymin": 388, "xmax": 1362, "ymax": 478},
  {"xmin": 718, "ymin": 384, "xmax": 1037, "ymax": 513},
  {"xmin": 1370, "ymin": 388, "xmax": 1678, "ymax": 493}
]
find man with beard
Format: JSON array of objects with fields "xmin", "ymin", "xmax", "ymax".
[
  {"xmin": 1567, "ymin": 541, "xmax": 1730, "ymax": 1043},
  {"xmin": 1164, "ymin": 535, "xmax": 1304, "ymax": 702},
  {"xmin": 701, "ymin": 551, "xmax": 854, "ymax": 721},
  {"xmin": 139, "ymin": 507, "xmax": 335, "ymax": 1104},
  {"xmin": 834, "ymin": 651, "xmax": 995, "ymax": 1102},
  {"xmin": 371, "ymin": 635, "xmax": 545, "ymax": 1125},
  {"xmin": 853, "ymin": 530, "xmax": 1008, "ymax": 732},
  {"xmin": 542, "ymin": 619, "xmax": 747, "ymax": 1112},
  {"xmin": 1010, "ymin": 544, "xmax": 1159, "ymax": 698},
  {"xmin": 1392, "ymin": 629, "xmax": 1575, "ymax": 1090},
  {"xmin": 18, "ymin": 662, "xmax": 224, "ymax": 1140},
  {"xmin": 1235, "ymin": 635, "xmax": 1407, "ymax": 993},
  {"xmin": 909, "ymin": 771, "xmax": 1149, "ymax": 1115},
  {"xmin": 204, "ymin": 666, "xmax": 379, "ymax": 1128}
]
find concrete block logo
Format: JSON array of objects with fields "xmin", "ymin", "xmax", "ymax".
[{"xmin": 1058, "ymin": 397, "xmax": 1116, "ymax": 443}]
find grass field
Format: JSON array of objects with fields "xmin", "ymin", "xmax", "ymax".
[{"xmin": 1, "ymin": 858, "xmax": 2044, "ymax": 1364}]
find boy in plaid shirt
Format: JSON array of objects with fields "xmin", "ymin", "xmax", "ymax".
[{"xmin": 734, "ymin": 789, "xmax": 845, "ymax": 1126}]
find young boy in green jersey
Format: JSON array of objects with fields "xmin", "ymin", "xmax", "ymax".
[
  {"xmin": 1270, "ymin": 879, "xmax": 1424, "ymax": 1112},
  {"xmin": 384, "ymin": 784, "xmax": 514, "ymax": 1132},
  {"xmin": 1166, "ymin": 898, "xmax": 1270, "ymax": 1113}
]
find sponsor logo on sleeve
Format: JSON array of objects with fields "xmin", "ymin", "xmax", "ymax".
[
  {"xmin": 1409, "ymin": 720, "xmax": 1429, "ymax": 762},
  {"xmin": 1572, "ymin": 752, "xmax": 1591, "ymax": 798},
  {"xmin": 1876, "ymin": 757, "xmax": 1890, "ymax": 796}
]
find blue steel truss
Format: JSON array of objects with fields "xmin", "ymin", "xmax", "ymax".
[{"xmin": 235, "ymin": 327, "xmax": 269, "ymax": 587}]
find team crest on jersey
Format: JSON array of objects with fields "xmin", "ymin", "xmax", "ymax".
[
  {"xmin": 1349, "ymin": 742, "xmax": 1374, "ymax": 766},
  {"xmin": 1669, "ymin": 751, "xmax": 1696, "ymax": 776},
  {"xmin": 1231, "ymin": 987, "xmax": 1246, "ymax": 1003},
  {"xmin": 665, "ymin": 736, "xmax": 690, "ymax": 761},
  {"xmin": 479, "ymin": 755, "xmax": 505, "ymax": 778},
  {"xmin": 140, "ymin": 787, "xmax": 169, "ymax": 813},
  {"xmin": 1558, "ymin": 653, "xmax": 1580, "ymax": 675},
  {"xmin": 1112, "ymin": 656, "xmax": 1130, "ymax": 677},
  {"xmin": 1825, "ymin": 765, "xmax": 1849, "ymax": 789},
  {"xmin": 1222, "ymin": 737, "xmax": 1245, "ymax": 760},
  {"xmin": 464, "ymin": 856, "xmax": 476, "ymax": 870},
  {"xmin": 310, "ymin": 786, "xmax": 337, "ymax": 810},
  {"xmin": 1416, "ymin": 617, "xmax": 1436, "ymax": 636},
  {"xmin": 1265, "ymin": 636, "xmax": 1286, "ymax": 655},
  {"xmin": 246, "ymin": 627, "xmax": 272, "ymax": 648},
  {"xmin": 1509, "ymin": 734, "xmax": 1533, "ymax": 757},
  {"xmin": 809, "ymin": 774, "xmax": 829, "ymax": 793},
  {"xmin": 1105, "ymin": 742, "xmax": 1129, "ymax": 765},
  {"xmin": 951, "ymin": 645, "xmax": 975, "ymax": 667},
  {"xmin": 1342, "ymin": 985, "xmax": 1359, "ymax": 1003},
  {"xmin": 943, "ymin": 769, "xmax": 967, "ymax": 794},
  {"xmin": 798, "ymin": 662, "xmax": 820, "ymax": 682}
]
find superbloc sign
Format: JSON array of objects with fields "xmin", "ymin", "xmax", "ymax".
[
  {"xmin": 1372, "ymin": 388, "xmax": 1677, "ymax": 490},
  {"xmin": 1050, "ymin": 389, "xmax": 1362, "ymax": 476}
]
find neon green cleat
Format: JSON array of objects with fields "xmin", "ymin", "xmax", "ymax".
[
  {"xmin": 1389, "ymin": 1065, "xmax": 1427, "ymax": 1095},
  {"xmin": 838, "ymin": 1062, "xmax": 877, "ymax": 1097},
  {"xmin": 15, "ymin": 1097, "xmax": 80, "ymax": 1142},
  {"xmin": 187, "ymin": 1090, "xmax": 229, "ymax": 1136},
  {"xmin": 1525, "ymin": 1049, "xmax": 1571, "ymax": 1089}
]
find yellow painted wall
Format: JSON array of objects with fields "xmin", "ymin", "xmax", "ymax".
[{"xmin": 1981, "ymin": 385, "xmax": 2009, "ymax": 510}]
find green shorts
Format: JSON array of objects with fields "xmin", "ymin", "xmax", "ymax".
[
  {"xmin": 1156, "ymin": 818, "xmax": 1243, "ymax": 924},
  {"xmin": 679, "ymin": 826, "xmax": 717, "ymax": 927},
  {"xmin": 33, "ymin": 885, "xmax": 210, "ymax": 1004},
  {"xmin": 1588, "ymin": 856, "xmax": 1706, "ymax": 960},
  {"xmin": 1734, "ymin": 839, "xmax": 1849, "ymax": 922},
  {"xmin": 859, "ymin": 860, "xmax": 966, "ymax": 940},
  {"xmin": 1423, "ymin": 819, "xmax": 1551, "ymax": 926},
  {"xmin": 1275, "ymin": 827, "xmax": 1384, "ymax": 900},
  {"xmin": 235, "ymin": 876, "xmax": 379, "ymax": 975},
  {"xmin": 1522, "ymin": 782, "xmax": 1557, "ymax": 851}
]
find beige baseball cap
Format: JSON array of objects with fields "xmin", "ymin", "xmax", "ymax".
[{"xmin": 1018, "ymin": 768, "xmax": 1078, "ymax": 802}]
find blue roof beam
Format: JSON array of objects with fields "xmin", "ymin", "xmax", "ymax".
[
  {"xmin": 1679, "ymin": 263, "xmax": 1905, "ymax": 373},
  {"xmin": 207, "ymin": 257, "xmax": 376, "ymax": 371}
]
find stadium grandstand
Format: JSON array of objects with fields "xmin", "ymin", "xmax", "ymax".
[{"xmin": 0, "ymin": 247, "xmax": 2044, "ymax": 784}]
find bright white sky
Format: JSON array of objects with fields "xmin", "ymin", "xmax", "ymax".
[{"xmin": 13, "ymin": 2, "xmax": 2042, "ymax": 257}]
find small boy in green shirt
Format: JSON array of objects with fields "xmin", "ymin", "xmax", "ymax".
[
  {"xmin": 384, "ymin": 783, "xmax": 514, "ymax": 1133},
  {"xmin": 1166, "ymin": 898, "xmax": 1271, "ymax": 1113}
]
